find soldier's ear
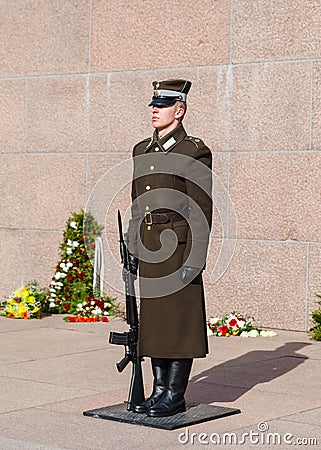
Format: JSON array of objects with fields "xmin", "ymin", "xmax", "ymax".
[{"xmin": 174, "ymin": 107, "xmax": 185, "ymax": 120}]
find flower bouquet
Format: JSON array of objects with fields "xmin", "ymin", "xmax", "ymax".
[
  {"xmin": 207, "ymin": 311, "xmax": 277, "ymax": 337},
  {"xmin": 63, "ymin": 293, "xmax": 118, "ymax": 322},
  {"xmin": 1, "ymin": 281, "xmax": 47, "ymax": 319}
]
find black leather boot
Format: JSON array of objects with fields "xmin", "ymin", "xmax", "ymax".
[
  {"xmin": 147, "ymin": 358, "xmax": 193, "ymax": 417},
  {"xmin": 133, "ymin": 358, "xmax": 169, "ymax": 414}
]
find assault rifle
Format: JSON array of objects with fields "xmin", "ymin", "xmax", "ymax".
[{"xmin": 109, "ymin": 210, "xmax": 145, "ymax": 411}]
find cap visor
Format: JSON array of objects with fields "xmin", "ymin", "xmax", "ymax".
[{"xmin": 148, "ymin": 97, "xmax": 177, "ymax": 106}]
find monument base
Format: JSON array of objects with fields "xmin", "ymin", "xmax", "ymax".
[{"xmin": 83, "ymin": 403, "xmax": 241, "ymax": 430}]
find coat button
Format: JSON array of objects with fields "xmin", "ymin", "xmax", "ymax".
[
  {"xmin": 147, "ymin": 226, "xmax": 151, "ymax": 231},
  {"xmin": 150, "ymin": 165, "xmax": 155, "ymax": 171},
  {"xmin": 145, "ymin": 206, "xmax": 150, "ymax": 211},
  {"xmin": 145, "ymin": 185, "xmax": 151, "ymax": 190},
  {"xmin": 154, "ymin": 147, "xmax": 159, "ymax": 152}
]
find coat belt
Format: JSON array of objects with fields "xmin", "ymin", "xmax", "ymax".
[{"xmin": 143, "ymin": 211, "xmax": 187, "ymax": 225}]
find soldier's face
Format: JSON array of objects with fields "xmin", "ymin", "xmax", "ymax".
[{"xmin": 151, "ymin": 104, "xmax": 183, "ymax": 135}]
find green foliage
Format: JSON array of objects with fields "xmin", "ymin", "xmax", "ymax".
[{"xmin": 309, "ymin": 294, "xmax": 321, "ymax": 341}]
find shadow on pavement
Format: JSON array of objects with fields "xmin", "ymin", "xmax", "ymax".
[{"xmin": 187, "ymin": 342, "xmax": 311, "ymax": 404}]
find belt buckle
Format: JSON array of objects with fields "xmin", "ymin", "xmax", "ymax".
[{"xmin": 144, "ymin": 212, "xmax": 153, "ymax": 225}]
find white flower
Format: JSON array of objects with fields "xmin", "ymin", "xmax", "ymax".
[
  {"xmin": 55, "ymin": 272, "xmax": 66, "ymax": 280},
  {"xmin": 209, "ymin": 317, "xmax": 220, "ymax": 325},
  {"xmin": 207, "ymin": 328, "xmax": 214, "ymax": 336},
  {"xmin": 60, "ymin": 261, "xmax": 73, "ymax": 272},
  {"xmin": 66, "ymin": 248, "xmax": 73, "ymax": 255},
  {"xmin": 70, "ymin": 221, "xmax": 77, "ymax": 229},
  {"xmin": 60, "ymin": 263, "xmax": 67, "ymax": 272},
  {"xmin": 49, "ymin": 302, "xmax": 56, "ymax": 308},
  {"xmin": 67, "ymin": 239, "xmax": 73, "ymax": 246},
  {"xmin": 72, "ymin": 241, "xmax": 79, "ymax": 247},
  {"xmin": 240, "ymin": 331, "xmax": 249, "ymax": 338},
  {"xmin": 77, "ymin": 303, "xmax": 83, "ymax": 309},
  {"xmin": 50, "ymin": 288, "xmax": 56, "ymax": 293},
  {"xmin": 50, "ymin": 293, "xmax": 56, "ymax": 298},
  {"xmin": 92, "ymin": 307, "xmax": 102, "ymax": 316},
  {"xmin": 91, "ymin": 300, "xmax": 95, "ymax": 306},
  {"xmin": 248, "ymin": 329, "xmax": 260, "ymax": 337},
  {"xmin": 260, "ymin": 330, "xmax": 277, "ymax": 337},
  {"xmin": 85, "ymin": 307, "xmax": 90, "ymax": 311},
  {"xmin": 104, "ymin": 311, "xmax": 109, "ymax": 316}
]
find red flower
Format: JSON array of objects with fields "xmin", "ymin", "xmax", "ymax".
[
  {"xmin": 68, "ymin": 274, "xmax": 73, "ymax": 281},
  {"xmin": 63, "ymin": 303, "xmax": 71, "ymax": 311},
  {"xmin": 228, "ymin": 319, "xmax": 238, "ymax": 328},
  {"xmin": 77, "ymin": 272, "xmax": 85, "ymax": 280},
  {"xmin": 101, "ymin": 316, "xmax": 109, "ymax": 322},
  {"xmin": 217, "ymin": 325, "xmax": 229, "ymax": 336},
  {"xmin": 96, "ymin": 300, "xmax": 104, "ymax": 309},
  {"xmin": 91, "ymin": 243, "xmax": 95, "ymax": 249}
]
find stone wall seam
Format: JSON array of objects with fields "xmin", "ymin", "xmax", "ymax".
[
  {"xmin": 3, "ymin": 58, "xmax": 321, "ymax": 83},
  {"xmin": 85, "ymin": 154, "xmax": 89, "ymax": 206},
  {"xmin": 229, "ymin": 0, "xmax": 234, "ymax": 65},
  {"xmin": 229, "ymin": 238, "xmax": 321, "ymax": 246},
  {"xmin": 226, "ymin": 151, "xmax": 232, "ymax": 239},
  {"xmin": 310, "ymin": 60, "xmax": 314, "ymax": 151},
  {"xmin": 87, "ymin": 0, "xmax": 93, "ymax": 74},
  {"xmin": 305, "ymin": 242, "xmax": 310, "ymax": 332},
  {"xmin": 23, "ymin": 80, "xmax": 28, "ymax": 155},
  {"xmin": 21, "ymin": 230, "xmax": 25, "ymax": 286}
]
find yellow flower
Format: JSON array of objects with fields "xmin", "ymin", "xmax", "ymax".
[
  {"xmin": 28, "ymin": 296, "xmax": 35, "ymax": 303},
  {"xmin": 18, "ymin": 302, "xmax": 28, "ymax": 314},
  {"xmin": 14, "ymin": 286, "xmax": 26, "ymax": 298}
]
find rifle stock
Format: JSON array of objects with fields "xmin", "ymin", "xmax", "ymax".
[{"xmin": 108, "ymin": 210, "xmax": 145, "ymax": 411}]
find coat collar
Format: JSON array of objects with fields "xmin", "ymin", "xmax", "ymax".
[{"xmin": 145, "ymin": 123, "xmax": 187, "ymax": 154}]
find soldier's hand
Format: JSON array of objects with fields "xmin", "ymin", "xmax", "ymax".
[
  {"xmin": 122, "ymin": 267, "xmax": 137, "ymax": 282},
  {"xmin": 180, "ymin": 266, "xmax": 200, "ymax": 284},
  {"xmin": 128, "ymin": 253, "xmax": 139, "ymax": 276}
]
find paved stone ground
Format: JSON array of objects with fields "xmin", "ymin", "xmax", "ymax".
[{"xmin": 0, "ymin": 315, "xmax": 320, "ymax": 449}]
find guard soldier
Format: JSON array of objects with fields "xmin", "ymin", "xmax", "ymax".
[{"xmin": 127, "ymin": 79, "xmax": 212, "ymax": 417}]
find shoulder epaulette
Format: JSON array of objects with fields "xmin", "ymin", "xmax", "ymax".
[
  {"xmin": 185, "ymin": 136, "xmax": 204, "ymax": 148},
  {"xmin": 133, "ymin": 137, "xmax": 152, "ymax": 151},
  {"xmin": 134, "ymin": 137, "xmax": 150, "ymax": 148}
]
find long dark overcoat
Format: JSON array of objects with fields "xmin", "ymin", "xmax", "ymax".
[{"xmin": 128, "ymin": 123, "xmax": 212, "ymax": 359}]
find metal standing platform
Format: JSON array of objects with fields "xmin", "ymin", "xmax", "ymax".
[{"xmin": 83, "ymin": 403, "xmax": 241, "ymax": 431}]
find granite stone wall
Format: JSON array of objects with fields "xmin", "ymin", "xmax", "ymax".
[{"xmin": 1, "ymin": 0, "xmax": 321, "ymax": 331}]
